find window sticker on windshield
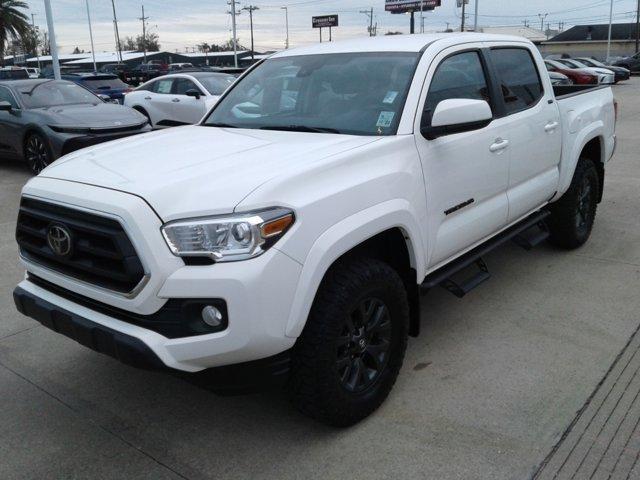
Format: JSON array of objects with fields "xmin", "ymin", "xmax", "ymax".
[
  {"xmin": 383, "ymin": 91, "xmax": 398, "ymax": 104},
  {"xmin": 376, "ymin": 111, "xmax": 395, "ymax": 128}
]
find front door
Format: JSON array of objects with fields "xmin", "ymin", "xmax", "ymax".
[
  {"xmin": 0, "ymin": 86, "xmax": 21, "ymax": 156},
  {"xmin": 170, "ymin": 77, "xmax": 207, "ymax": 124},
  {"xmin": 413, "ymin": 46, "xmax": 511, "ymax": 269}
]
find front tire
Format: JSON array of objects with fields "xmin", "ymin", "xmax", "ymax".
[
  {"xmin": 547, "ymin": 158, "xmax": 599, "ymax": 249},
  {"xmin": 24, "ymin": 132, "xmax": 53, "ymax": 175},
  {"xmin": 288, "ymin": 257, "xmax": 409, "ymax": 427}
]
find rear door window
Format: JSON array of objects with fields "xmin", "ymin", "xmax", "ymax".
[
  {"xmin": 490, "ymin": 48, "xmax": 544, "ymax": 114},
  {"xmin": 154, "ymin": 79, "xmax": 173, "ymax": 94}
]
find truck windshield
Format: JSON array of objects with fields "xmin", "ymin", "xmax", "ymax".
[{"xmin": 204, "ymin": 52, "xmax": 419, "ymax": 136}]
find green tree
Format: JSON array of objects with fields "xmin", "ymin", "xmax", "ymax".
[{"xmin": 0, "ymin": 0, "xmax": 30, "ymax": 65}]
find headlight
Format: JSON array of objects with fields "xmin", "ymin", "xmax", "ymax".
[{"xmin": 161, "ymin": 208, "xmax": 294, "ymax": 262}]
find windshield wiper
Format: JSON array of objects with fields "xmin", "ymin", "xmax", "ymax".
[{"xmin": 259, "ymin": 125, "xmax": 341, "ymax": 134}]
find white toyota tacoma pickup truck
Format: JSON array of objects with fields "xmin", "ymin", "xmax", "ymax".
[{"xmin": 13, "ymin": 34, "xmax": 616, "ymax": 426}]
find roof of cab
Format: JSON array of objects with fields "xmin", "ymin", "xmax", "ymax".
[{"xmin": 272, "ymin": 32, "xmax": 533, "ymax": 58}]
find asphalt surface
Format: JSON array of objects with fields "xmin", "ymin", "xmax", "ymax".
[{"xmin": 1, "ymin": 78, "xmax": 639, "ymax": 480}]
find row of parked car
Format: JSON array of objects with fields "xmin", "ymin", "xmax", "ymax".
[
  {"xmin": 0, "ymin": 52, "xmax": 630, "ymax": 175},
  {"xmin": 544, "ymin": 57, "xmax": 630, "ymax": 85},
  {"xmin": 0, "ymin": 67, "xmax": 239, "ymax": 174}
]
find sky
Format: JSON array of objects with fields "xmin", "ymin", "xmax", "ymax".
[{"xmin": 21, "ymin": 0, "xmax": 640, "ymax": 54}]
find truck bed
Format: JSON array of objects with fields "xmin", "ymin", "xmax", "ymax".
[{"xmin": 553, "ymin": 84, "xmax": 608, "ymax": 99}]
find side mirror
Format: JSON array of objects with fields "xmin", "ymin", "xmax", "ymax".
[
  {"xmin": 421, "ymin": 98, "xmax": 492, "ymax": 140},
  {"xmin": 97, "ymin": 94, "xmax": 111, "ymax": 103},
  {"xmin": 185, "ymin": 89, "xmax": 202, "ymax": 99},
  {"xmin": 0, "ymin": 101, "xmax": 12, "ymax": 112}
]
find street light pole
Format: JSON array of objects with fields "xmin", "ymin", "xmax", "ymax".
[
  {"xmin": 606, "ymin": 0, "xmax": 614, "ymax": 62},
  {"xmin": 229, "ymin": 0, "xmax": 238, "ymax": 67},
  {"xmin": 474, "ymin": 0, "xmax": 479, "ymax": 32},
  {"xmin": 460, "ymin": 0, "xmax": 466, "ymax": 32},
  {"xmin": 43, "ymin": 0, "xmax": 60, "ymax": 80},
  {"xmin": 31, "ymin": 13, "xmax": 41, "ymax": 70},
  {"xmin": 281, "ymin": 6, "xmax": 289, "ymax": 49},
  {"xmin": 85, "ymin": 0, "xmax": 97, "ymax": 72}
]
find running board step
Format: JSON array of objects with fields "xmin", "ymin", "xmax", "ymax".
[
  {"xmin": 440, "ymin": 258, "xmax": 491, "ymax": 298},
  {"xmin": 421, "ymin": 210, "xmax": 550, "ymax": 297},
  {"xmin": 512, "ymin": 221, "xmax": 549, "ymax": 250}
]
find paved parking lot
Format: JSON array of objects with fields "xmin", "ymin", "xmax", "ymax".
[{"xmin": 1, "ymin": 78, "xmax": 639, "ymax": 480}]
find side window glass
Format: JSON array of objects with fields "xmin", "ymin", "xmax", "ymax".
[
  {"xmin": 173, "ymin": 78, "xmax": 200, "ymax": 95},
  {"xmin": 424, "ymin": 51, "xmax": 490, "ymax": 124},
  {"xmin": 490, "ymin": 48, "xmax": 544, "ymax": 114},
  {"xmin": 0, "ymin": 87, "xmax": 17, "ymax": 108},
  {"xmin": 155, "ymin": 79, "xmax": 173, "ymax": 94}
]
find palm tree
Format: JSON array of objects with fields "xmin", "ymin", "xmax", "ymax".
[{"xmin": 0, "ymin": 0, "xmax": 29, "ymax": 66}]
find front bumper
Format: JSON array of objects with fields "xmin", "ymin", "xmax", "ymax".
[{"xmin": 13, "ymin": 284, "xmax": 292, "ymax": 392}]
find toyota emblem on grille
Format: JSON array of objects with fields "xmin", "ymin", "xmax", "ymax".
[{"xmin": 47, "ymin": 224, "xmax": 73, "ymax": 257}]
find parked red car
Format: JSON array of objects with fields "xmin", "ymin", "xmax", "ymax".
[{"xmin": 544, "ymin": 60, "xmax": 598, "ymax": 85}]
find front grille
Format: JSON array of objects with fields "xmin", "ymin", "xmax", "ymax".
[
  {"xmin": 16, "ymin": 198, "xmax": 145, "ymax": 294},
  {"xmin": 61, "ymin": 129, "xmax": 145, "ymax": 156}
]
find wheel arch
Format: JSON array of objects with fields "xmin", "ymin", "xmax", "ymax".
[
  {"xmin": 558, "ymin": 125, "xmax": 605, "ymax": 204},
  {"xmin": 284, "ymin": 199, "xmax": 426, "ymax": 339}
]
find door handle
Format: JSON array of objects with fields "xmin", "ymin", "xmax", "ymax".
[
  {"xmin": 489, "ymin": 138, "xmax": 509, "ymax": 153},
  {"xmin": 544, "ymin": 121, "xmax": 559, "ymax": 132},
  {"xmin": 144, "ymin": 96, "xmax": 152, "ymax": 100},
  {"xmin": 172, "ymin": 98, "xmax": 180, "ymax": 103}
]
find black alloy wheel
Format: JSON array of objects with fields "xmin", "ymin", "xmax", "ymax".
[
  {"xmin": 25, "ymin": 133, "xmax": 52, "ymax": 175},
  {"xmin": 337, "ymin": 297, "xmax": 392, "ymax": 393}
]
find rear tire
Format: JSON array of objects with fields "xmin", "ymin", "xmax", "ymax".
[
  {"xmin": 288, "ymin": 257, "xmax": 409, "ymax": 427},
  {"xmin": 547, "ymin": 158, "xmax": 599, "ymax": 249}
]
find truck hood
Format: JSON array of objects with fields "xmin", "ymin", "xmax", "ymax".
[{"xmin": 41, "ymin": 125, "xmax": 380, "ymax": 221}]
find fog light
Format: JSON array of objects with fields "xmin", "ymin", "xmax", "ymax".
[{"xmin": 201, "ymin": 305, "xmax": 223, "ymax": 327}]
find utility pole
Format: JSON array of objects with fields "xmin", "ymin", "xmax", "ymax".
[
  {"xmin": 31, "ymin": 13, "xmax": 40, "ymax": 70},
  {"xmin": 242, "ymin": 5, "xmax": 259, "ymax": 60},
  {"xmin": 538, "ymin": 13, "xmax": 548, "ymax": 33},
  {"xmin": 473, "ymin": 0, "xmax": 479, "ymax": 32},
  {"xmin": 111, "ymin": 0, "xmax": 123, "ymax": 63},
  {"xmin": 281, "ymin": 6, "xmax": 289, "ymax": 49},
  {"xmin": 360, "ymin": 8, "xmax": 376, "ymax": 36},
  {"xmin": 43, "ymin": 0, "xmax": 60, "ymax": 79},
  {"xmin": 85, "ymin": 0, "xmax": 97, "ymax": 72},
  {"xmin": 139, "ymin": 5, "xmax": 149, "ymax": 64},
  {"xmin": 460, "ymin": 0, "xmax": 466, "ymax": 32}
]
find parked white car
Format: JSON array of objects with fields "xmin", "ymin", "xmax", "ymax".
[
  {"xmin": 549, "ymin": 58, "xmax": 615, "ymax": 84},
  {"xmin": 14, "ymin": 33, "xmax": 616, "ymax": 426},
  {"xmin": 123, "ymin": 72, "xmax": 236, "ymax": 127},
  {"xmin": 25, "ymin": 67, "xmax": 40, "ymax": 79}
]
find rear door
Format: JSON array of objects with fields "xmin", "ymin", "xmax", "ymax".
[
  {"xmin": 146, "ymin": 77, "xmax": 176, "ymax": 127},
  {"xmin": 413, "ymin": 45, "xmax": 510, "ymax": 268},
  {"xmin": 170, "ymin": 77, "xmax": 207, "ymax": 124},
  {"xmin": 488, "ymin": 46, "xmax": 561, "ymax": 222}
]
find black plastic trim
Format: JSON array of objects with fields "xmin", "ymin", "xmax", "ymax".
[{"xmin": 27, "ymin": 274, "xmax": 228, "ymax": 338}]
